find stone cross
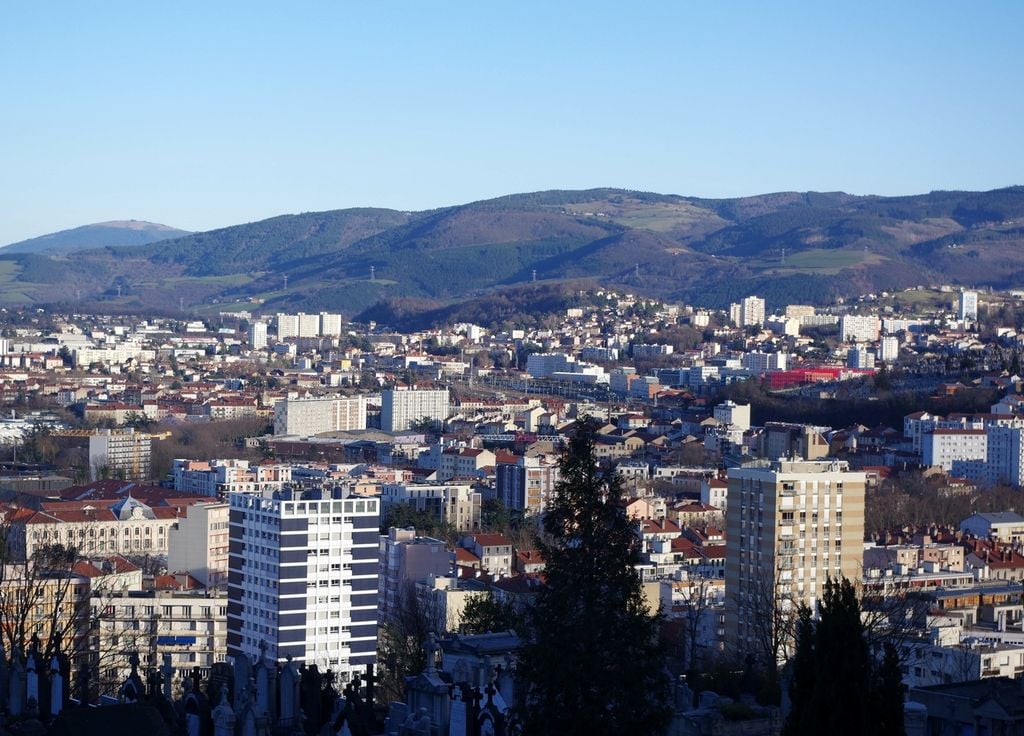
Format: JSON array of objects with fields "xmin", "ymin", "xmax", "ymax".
[{"xmin": 161, "ymin": 653, "xmax": 174, "ymax": 700}]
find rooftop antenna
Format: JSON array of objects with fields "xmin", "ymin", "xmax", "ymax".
[
  {"xmin": 370, "ymin": 266, "xmax": 376, "ymax": 282},
  {"xmin": 116, "ymin": 285, "xmax": 122, "ymax": 298},
  {"xmin": 532, "ymin": 269, "xmax": 537, "ymax": 283},
  {"xmin": 283, "ymin": 275, "xmax": 288, "ymax": 291}
]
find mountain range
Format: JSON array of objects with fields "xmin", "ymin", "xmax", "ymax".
[{"xmin": 2, "ymin": 187, "xmax": 1023, "ymax": 321}]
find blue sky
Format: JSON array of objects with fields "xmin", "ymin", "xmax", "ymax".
[{"xmin": 2, "ymin": 2, "xmax": 1022, "ymax": 243}]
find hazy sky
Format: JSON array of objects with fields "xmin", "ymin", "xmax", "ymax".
[{"xmin": 2, "ymin": 2, "xmax": 1022, "ymax": 244}]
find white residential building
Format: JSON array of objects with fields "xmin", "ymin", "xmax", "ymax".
[
  {"xmin": 526, "ymin": 353, "xmax": 574, "ymax": 378},
  {"xmin": 714, "ymin": 400, "xmax": 751, "ymax": 431},
  {"xmin": 320, "ymin": 312, "xmax": 343, "ymax": 337},
  {"xmin": 960, "ymin": 512, "xmax": 1024, "ymax": 543},
  {"xmin": 381, "ymin": 388, "xmax": 450, "ymax": 432},
  {"xmin": 297, "ymin": 312, "xmax": 321, "ymax": 338},
  {"xmin": 729, "ymin": 296, "xmax": 766, "ymax": 328},
  {"xmin": 839, "ymin": 315, "xmax": 881, "ymax": 343},
  {"xmin": 922, "ymin": 429, "xmax": 987, "ymax": 473},
  {"xmin": 276, "ymin": 313, "xmax": 299, "ymax": 340},
  {"xmin": 879, "ymin": 335, "xmax": 900, "ymax": 363},
  {"xmin": 847, "ymin": 346, "xmax": 876, "ymax": 370},
  {"xmin": 227, "ymin": 488, "xmax": 380, "ymax": 681},
  {"xmin": 172, "ymin": 459, "xmax": 292, "ymax": 497},
  {"xmin": 248, "ymin": 320, "xmax": 268, "ymax": 349},
  {"xmin": 94, "ymin": 588, "xmax": 228, "ymax": 691},
  {"xmin": 380, "ymin": 482, "xmax": 481, "ymax": 531},
  {"xmin": 985, "ymin": 423, "xmax": 1024, "ymax": 488},
  {"xmin": 632, "ymin": 344, "xmax": 674, "ymax": 359},
  {"xmin": 960, "ymin": 290, "xmax": 979, "ymax": 322},
  {"xmin": 273, "ymin": 395, "xmax": 368, "ymax": 436}
]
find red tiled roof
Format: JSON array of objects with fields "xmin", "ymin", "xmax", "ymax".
[{"xmin": 472, "ymin": 533, "xmax": 512, "ymax": 548}]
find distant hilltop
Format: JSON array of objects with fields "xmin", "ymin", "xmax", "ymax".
[
  {"xmin": 1, "ymin": 220, "xmax": 190, "ymax": 255},
  {"xmin": 1, "ymin": 186, "xmax": 1022, "ymax": 317}
]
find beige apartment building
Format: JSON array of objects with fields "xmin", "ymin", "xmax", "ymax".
[
  {"xmin": 91, "ymin": 588, "xmax": 227, "ymax": 696},
  {"xmin": 167, "ymin": 501, "xmax": 230, "ymax": 588},
  {"xmin": 88, "ymin": 428, "xmax": 152, "ymax": 481},
  {"xmin": 725, "ymin": 459, "xmax": 865, "ymax": 662}
]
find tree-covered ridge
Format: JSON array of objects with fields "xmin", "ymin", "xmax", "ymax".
[{"xmin": 4, "ymin": 185, "xmax": 1024, "ymax": 315}]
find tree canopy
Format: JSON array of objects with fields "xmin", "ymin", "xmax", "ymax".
[
  {"xmin": 784, "ymin": 577, "xmax": 904, "ymax": 736},
  {"xmin": 517, "ymin": 419, "xmax": 671, "ymax": 736}
]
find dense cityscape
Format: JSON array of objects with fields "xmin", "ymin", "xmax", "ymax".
[
  {"xmin": 6, "ymin": 2, "xmax": 1023, "ymax": 733},
  {"xmin": 0, "ymin": 282, "xmax": 1021, "ymax": 733}
]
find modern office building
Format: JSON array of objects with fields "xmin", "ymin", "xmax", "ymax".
[
  {"xmin": 380, "ymin": 388, "xmax": 450, "ymax": 432},
  {"xmin": 725, "ymin": 460, "xmax": 866, "ymax": 662},
  {"xmin": 227, "ymin": 488, "xmax": 380, "ymax": 682}
]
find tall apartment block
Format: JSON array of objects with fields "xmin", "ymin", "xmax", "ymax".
[
  {"xmin": 248, "ymin": 320, "xmax": 268, "ymax": 349},
  {"xmin": 297, "ymin": 312, "xmax": 321, "ymax": 338},
  {"xmin": 320, "ymin": 312, "xmax": 343, "ymax": 337},
  {"xmin": 381, "ymin": 388, "xmax": 450, "ymax": 432},
  {"xmin": 725, "ymin": 460, "xmax": 865, "ymax": 661},
  {"xmin": 495, "ymin": 456, "xmax": 560, "ymax": 514},
  {"xmin": 959, "ymin": 290, "xmax": 979, "ymax": 322},
  {"xmin": 227, "ymin": 488, "xmax": 380, "ymax": 682},
  {"xmin": 729, "ymin": 296, "xmax": 766, "ymax": 328},
  {"xmin": 379, "ymin": 527, "xmax": 452, "ymax": 623},
  {"xmin": 276, "ymin": 313, "xmax": 300, "ymax": 340},
  {"xmin": 273, "ymin": 395, "xmax": 367, "ymax": 436},
  {"xmin": 88, "ymin": 428, "xmax": 151, "ymax": 481}
]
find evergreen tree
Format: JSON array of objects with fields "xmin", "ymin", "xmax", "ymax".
[
  {"xmin": 874, "ymin": 642, "xmax": 906, "ymax": 736},
  {"xmin": 782, "ymin": 605, "xmax": 815, "ymax": 736},
  {"xmin": 460, "ymin": 591, "xmax": 524, "ymax": 635},
  {"xmin": 783, "ymin": 577, "xmax": 904, "ymax": 736},
  {"xmin": 517, "ymin": 420, "xmax": 671, "ymax": 736}
]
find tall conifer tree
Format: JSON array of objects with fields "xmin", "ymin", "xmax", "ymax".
[
  {"xmin": 783, "ymin": 577, "xmax": 905, "ymax": 736},
  {"xmin": 517, "ymin": 420, "xmax": 671, "ymax": 736}
]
